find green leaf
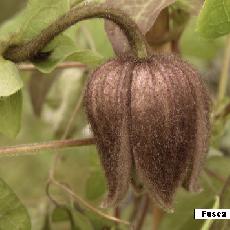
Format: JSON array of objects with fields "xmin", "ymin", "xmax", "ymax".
[
  {"xmin": 67, "ymin": 50, "xmax": 105, "ymax": 68},
  {"xmin": 53, "ymin": 206, "xmax": 95, "ymax": 230},
  {"xmin": 0, "ymin": 59, "xmax": 23, "ymax": 97},
  {"xmin": 52, "ymin": 205, "xmax": 116, "ymax": 230},
  {"xmin": 0, "ymin": 0, "xmax": 69, "ymax": 44},
  {"xmin": 77, "ymin": 19, "xmax": 114, "ymax": 58},
  {"xmin": 197, "ymin": 0, "xmax": 230, "ymax": 38},
  {"xmin": 52, "ymin": 207, "xmax": 70, "ymax": 223},
  {"xmin": 0, "ymin": 11, "xmax": 25, "ymax": 48},
  {"xmin": 72, "ymin": 210, "xmax": 94, "ymax": 230},
  {"xmin": 105, "ymin": 0, "xmax": 176, "ymax": 54},
  {"xmin": 0, "ymin": 91, "xmax": 22, "ymax": 138},
  {"xmin": 85, "ymin": 170, "xmax": 106, "ymax": 201},
  {"xmin": 0, "ymin": 0, "xmax": 106, "ymax": 73},
  {"xmin": 0, "ymin": 0, "xmax": 71, "ymax": 68},
  {"xmin": 201, "ymin": 196, "xmax": 220, "ymax": 230},
  {"xmin": 0, "ymin": 178, "xmax": 31, "ymax": 230},
  {"xmin": 84, "ymin": 209, "xmax": 116, "ymax": 230},
  {"xmin": 0, "ymin": 1, "xmax": 105, "ymax": 72},
  {"xmin": 105, "ymin": 0, "xmax": 176, "ymax": 34},
  {"xmin": 34, "ymin": 35, "xmax": 104, "ymax": 73},
  {"xmin": 16, "ymin": 0, "xmax": 69, "ymax": 42}
]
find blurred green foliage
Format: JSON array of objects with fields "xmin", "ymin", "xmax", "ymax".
[
  {"xmin": 0, "ymin": 178, "xmax": 31, "ymax": 230},
  {"xmin": 197, "ymin": 0, "xmax": 230, "ymax": 39}
]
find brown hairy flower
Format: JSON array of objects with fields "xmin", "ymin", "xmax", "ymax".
[{"xmin": 84, "ymin": 54, "xmax": 211, "ymax": 212}]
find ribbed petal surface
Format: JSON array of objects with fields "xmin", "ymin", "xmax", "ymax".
[
  {"xmin": 84, "ymin": 54, "xmax": 211, "ymax": 212},
  {"xmin": 173, "ymin": 57, "xmax": 211, "ymax": 191},
  {"xmin": 85, "ymin": 59, "xmax": 134, "ymax": 208},
  {"xmin": 130, "ymin": 55, "xmax": 209, "ymax": 211}
]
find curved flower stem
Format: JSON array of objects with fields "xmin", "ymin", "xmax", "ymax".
[{"xmin": 3, "ymin": 3, "xmax": 149, "ymax": 62}]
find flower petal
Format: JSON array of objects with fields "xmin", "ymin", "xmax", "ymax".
[
  {"xmin": 130, "ymin": 56, "xmax": 199, "ymax": 211},
  {"xmin": 172, "ymin": 57, "xmax": 211, "ymax": 192},
  {"xmin": 85, "ymin": 59, "xmax": 134, "ymax": 208}
]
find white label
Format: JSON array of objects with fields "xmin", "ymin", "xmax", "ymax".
[{"xmin": 194, "ymin": 209, "xmax": 230, "ymax": 219}]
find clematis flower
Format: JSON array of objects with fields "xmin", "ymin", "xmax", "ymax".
[{"xmin": 84, "ymin": 54, "xmax": 211, "ymax": 212}]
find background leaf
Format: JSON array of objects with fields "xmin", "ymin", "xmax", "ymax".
[
  {"xmin": 85, "ymin": 170, "xmax": 106, "ymax": 201},
  {"xmin": 0, "ymin": 59, "xmax": 23, "ymax": 97},
  {"xmin": 105, "ymin": 0, "xmax": 176, "ymax": 54},
  {"xmin": 0, "ymin": 177, "xmax": 31, "ymax": 230},
  {"xmin": 0, "ymin": 0, "xmax": 26, "ymax": 24},
  {"xmin": 34, "ymin": 35, "xmax": 104, "ymax": 73},
  {"xmin": 76, "ymin": 19, "xmax": 114, "ymax": 58},
  {"xmin": 29, "ymin": 70, "xmax": 57, "ymax": 117},
  {"xmin": 0, "ymin": 0, "xmax": 73, "ymax": 72},
  {"xmin": 17, "ymin": 0, "xmax": 70, "ymax": 41},
  {"xmin": 83, "ymin": 209, "xmax": 116, "ymax": 230},
  {"xmin": 197, "ymin": 0, "xmax": 230, "ymax": 38},
  {"xmin": 180, "ymin": 18, "xmax": 224, "ymax": 62},
  {"xmin": 106, "ymin": 0, "xmax": 176, "ymax": 34},
  {"xmin": 0, "ymin": 91, "xmax": 22, "ymax": 138},
  {"xmin": 0, "ymin": 0, "xmax": 105, "ymax": 73},
  {"xmin": 72, "ymin": 208, "xmax": 94, "ymax": 230},
  {"xmin": 0, "ymin": 0, "xmax": 69, "ymax": 44}
]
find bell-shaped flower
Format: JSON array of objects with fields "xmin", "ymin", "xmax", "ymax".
[{"xmin": 84, "ymin": 54, "xmax": 211, "ymax": 212}]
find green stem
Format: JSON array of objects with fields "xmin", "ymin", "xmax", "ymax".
[
  {"xmin": 218, "ymin": 35, "xmax": 230, "ymax": 103},
  {"xmin": 3, "ymin": 3, "xmax": 149, "ymax": 62}
]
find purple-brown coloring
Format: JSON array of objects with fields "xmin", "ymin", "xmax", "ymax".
[{"xmin": 84, "ymin": 54, "xmax": 211, "ymax": 212}]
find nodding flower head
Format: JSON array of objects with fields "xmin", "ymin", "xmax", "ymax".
[{"xmin": 84, "ymin": 54, "xmax": 211, "ymax": 212}]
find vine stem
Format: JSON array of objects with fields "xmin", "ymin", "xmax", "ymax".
[
  {"xmin": 217, "ymin": 35, "xmax": 230, "ymax": 102},
  {"xmin": 3, "ymin": 3, "xmax": 149, "ymax": 61},
  {"xmin": 44, "ymin": 86, "xmax": 131, "ymax": 227},
  {"xmin": 0, "ymin": 137, "xmax": 95, "ymax": 157},
  {"xmin": 51, "ymin": 179, "xmax": 130, "ymax": 226}
]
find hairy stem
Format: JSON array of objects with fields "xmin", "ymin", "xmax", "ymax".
[
  {"xmin": 0, "ymin": 137, "xmax": 95, "ymax": 157},
  {"xmin": 3, "ymin": 3, "xmax": 149, "ymax": 62}
]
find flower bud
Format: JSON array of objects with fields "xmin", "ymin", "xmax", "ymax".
[{"xmin": 84, "ymin": 54, "xmax": 211, "ymax": 212}]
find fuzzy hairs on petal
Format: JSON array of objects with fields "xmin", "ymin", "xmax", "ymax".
[
  {"xmin": 85, "ymin": 59, "xmax": 134, "ymax": 208},
  {"xmin": 130, "ymin": 56, "xmax": 199, "ymax": 211}
]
